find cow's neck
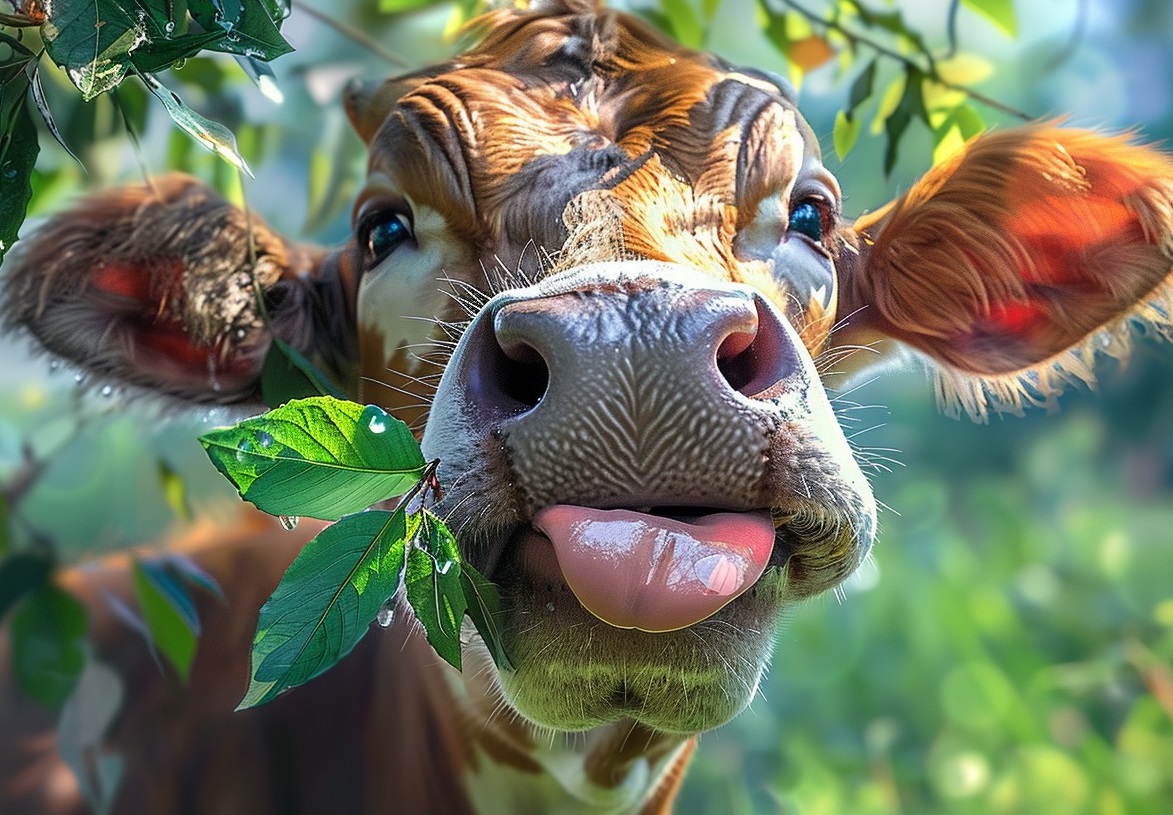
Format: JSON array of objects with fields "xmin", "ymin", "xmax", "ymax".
[{"xmin": 427, "ymin": 629, "xmax": 695, "ymax": 815}]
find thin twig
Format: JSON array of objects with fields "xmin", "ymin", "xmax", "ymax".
[
  {"xmin": 776, "ymin": 0, "xmax": 1033, "ymax": 121},
  {"xmin": 290, "ymin": 0, "xmax": 413, "ymax": 69},
  {"xmin": 945, "ymin": 0, "xmax": 960, "ymax": 59}
]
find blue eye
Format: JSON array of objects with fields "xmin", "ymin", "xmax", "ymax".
[
  {"xmin": 366, "ymin": 213, "xmax": 412, "ymax": 261},
  {"xmin": 788, "ymin": 200, "xmax": 823, "ymax": 243}
]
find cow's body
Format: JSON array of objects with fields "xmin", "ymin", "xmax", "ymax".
[{"xmin": 3, "ymin": 1, "xmax": 1173, "ymax": 813}]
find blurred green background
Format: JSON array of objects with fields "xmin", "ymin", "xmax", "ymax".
[{"xmin": 2, "ymin": 1, "xmax": 1172, "ymax": 813}]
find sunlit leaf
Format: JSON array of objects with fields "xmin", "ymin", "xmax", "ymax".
[
  {"xmin": 0, "ymin": 550, "xmax": 54, "ymax": 621},
  {"xmin": 11, "ymin": 584, "xmax": 88, "ymax": 709},
  {"xmin": 143, "ymin": 74, "xmax": 252, "ymax": 175},
  {"xmin": 659, "ymin": 0, "xmax": 704, "ymax": 49},
  {"xmin": 834, "ymin": 108, "xmax": 861, "ymax": 160},
  {"xmin": 379, "ymin": 0, "xmax": 445, "ymax": 11},
  {"xmin": 460, "ymin": 561, "xmax": 513, "ymax": 671},
  {"xmin": 157, "ymin": 458, "xmax": 192, "ymax": 522},
  {"xmin": 131, "ymin": 560, "xmax": 199, "ymax": 680},
  {"xmin": 240, "ymin": 509, "xmax": 417, "ymax": 709},
  {"xmin": 200, "ymin": 396, "xmax": 426, "ymax": 520},
  {"xmin": 961, "ymin": 0, "xmax": 1017, "ymax": 37},
  {"xmin": 408, "ymin": 511, "xmax": 467, "ymax": 669}
]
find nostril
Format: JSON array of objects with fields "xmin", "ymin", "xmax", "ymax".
[
  {"xmin": 496, "ymin": 337, "xmax": 550, "ymax": 411},
  {"xmin": 715, "ymin": 297, "xmax": 797, "ymax": 398},
  {"xmin": 716, "ymin": 328, "xmax": 758, "ymax": 394}
]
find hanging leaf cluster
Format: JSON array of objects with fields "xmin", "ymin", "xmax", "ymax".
[
  {"xmin": 198, "ymin": 396, "xmax": 512, "ymax": 709},
  {"xmin": 0, "ymin": 0, "xmax": 294, "ymax": 262}
]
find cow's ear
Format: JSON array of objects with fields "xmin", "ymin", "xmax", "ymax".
[
  {"xmin": 834, "ymin": 124, "xmax": 1173, "ymax": 420},
  {"xmin": 2, "ymin": 175, "xmax": 359, "ymax": 403}
]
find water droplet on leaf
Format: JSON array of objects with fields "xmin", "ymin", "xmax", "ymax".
[
  {"xmin": 164, "ymin": 20, "xmax": 176, "ymax": 35},
  {"xmin": 236, "ymin": 438, "xmax": 257, "ymax": 462},
  {"xmin": 258, "ymin": 431, "xmax": 274, "ymax": 448},
  {"xmin": 376, "ymin": 600, "xmax": 395, "ymax": 628},
  {"xmin": 436, "ymin": 559, "xmax": 455, "ymax": 575},
  {"xmin": 73, "ymin": 372, "xmax": 86, "ymax": 385},
  {"xmin": 2, "ymin": 163, "xmax": 16, "ymax": 180},
  {"xmin": 279, "ymin": 515, "xmax": 299, "ymax": 531},
  {"xmin": 362, "ymin": 405, "xmax": 389, "ymax": 435}
]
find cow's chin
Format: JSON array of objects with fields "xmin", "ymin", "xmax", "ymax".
[{"xmin": 487, "ymin": 523, "xmax": 789, "ymax": 735}]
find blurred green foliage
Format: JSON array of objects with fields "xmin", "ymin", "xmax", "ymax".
[{"xmin": 1, "ymin": 0, "xmax": 1172, "ymax": 813}]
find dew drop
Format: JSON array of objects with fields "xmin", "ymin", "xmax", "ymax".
[
  {"xmin": 73, "ymin": 372, "xmax": 86, "ymax": 385},
  {"xmin": 100, "ymin": 385, "xmax": 114, "ymax": 397},
  {"xmin": 436, "ymin": 559, "xmax": 455, "ymax": 575},
  {"xmin": 279, "ymin": 515, "xmax": 299, "ymax": 531},
  {"xmin": 362, "ymin": 406, "xmax": 388, "ymax": 435},
  {"xmin": 236, "ymin": 438, "xmax": 257, "ymax": 462},
  {"xmin": 2, "ymin": 163, "xmax": 16, "ymax": 180},
  {"xmin": 376, "ymin": 601, "xmax": 395, "ymax": 628},
  {"xmin": 258, "ymin": 431, "xmax": 275, "ymax": 448},
  {"xmin": 48, "ymin": 360, "xmax": 61, "ymax": 372},
  {"xmin": 164, "ymin": 20, "xmax": 176, "ymax": 35}
]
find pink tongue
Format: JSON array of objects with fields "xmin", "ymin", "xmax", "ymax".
[{"xmin": 532, "ymin": 506, "xmax": 775, "ymax": 633}]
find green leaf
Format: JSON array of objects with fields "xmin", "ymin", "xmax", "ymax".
[
  {"xmin": 408, "ymin": 512, "xmax": 467, "ymax": 669},
  {"xmin": 143, "ymin": 74, "xmax": 252, "ymax": 175},
  {"xmin": 379, "ymin": 0, "xmax": 445, "ymax": 11},
  {"xmin": 260, "ymin": 336, "xmax": 344, "ymax": 409},
  {"xmin": 848, "ymin": 58, "xmax": 876, "ymax": 114},
  {"xmin": 157, "ymin": 458, "xmax": 193, "ymax": 522},
  {"xmin": 0, "ymin": 34, "xmax": 39, "ymax": 261},
  {"xmin": 42, "ymin": 1, "xmax": 141, "ymax": 100},
  {"xmin": 460, "ymin": 561, "xmax": 513, "ymax": 671},
  {"xmin": 131, "ymin": 560, "xmax": 199, "ymax": 680},
  {"xmin": 0, "ymin": 550, "xmax": 54, "ymax": 622},
  {"xmin": 201, "ymin": 396, "xmax": 426, "ymax": 521},
  {"xmin": 756, "ymin": 0, "xmax": 791, "ymax": 57},
  {"xmin": 883, "ymin": 68, "xmax": 927, "ymax": 176},
  {"xmin": 11, "ymin": 584, "xmax": 88, "ymax": 709},
  {"xmin": 27, "ymin": 62, "xmax": 84, "ymax": 167},
  {"xmin": 659, "ymin": 0, "xmax": 704, "ymax": 49},
  {"xmin": 240, "ymin": 509, "xmax": 417, "ymax": 709},
  {"xmin": 833, "ymin": 109, "xmax": 861, "ymax": 161},
  {"xmin": 189, "ymin": 0, "xmax": 293, "ymax": 62},
  {"xmin": 961, "ymin": 0, "xmax": 1017, "ymax": 37}
]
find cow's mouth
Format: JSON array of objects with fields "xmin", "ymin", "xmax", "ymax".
[{"xmin": 516, "ymin": 506, "xmax": 780, "ymax": 633}]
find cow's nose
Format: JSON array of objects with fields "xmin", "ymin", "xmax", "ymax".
[
  {"xmin": 469, "ymin": 271, "xmax": 800, "ymax": 421},
  {"xmin": 441, "ymin": 263, "xmax": 808, "ymax": 510}
]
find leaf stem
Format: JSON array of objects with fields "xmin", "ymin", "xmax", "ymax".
[{"xmin": 774, "ymin": 0, "xmax": 1033, "ymax": 121}]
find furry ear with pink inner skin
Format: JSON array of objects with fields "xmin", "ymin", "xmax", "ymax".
[
  {"xmin": 2, "ymin": 175, "xmax": 358, "ymax": 403},
  {"xmin": 833, "ymin": 123, "xmax": 1173, "ymax": 420}
]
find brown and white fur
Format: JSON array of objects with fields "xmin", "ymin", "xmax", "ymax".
[{"xmin": 3, "ymin": 1, "xmax": 1173, "ymax": 813}]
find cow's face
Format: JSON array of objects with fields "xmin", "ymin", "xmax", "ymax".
[
  {"xmin": 7, "ymin": 0, "xmax": 1173, "ymax": 744},
  {"xmin": 343, "ymin": 8, "xmax": 874, "ymax": 732}
]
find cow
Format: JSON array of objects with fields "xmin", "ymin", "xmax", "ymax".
[{"xmin": 3, "ymin": 0, "xmax": 1172, "ymax": 812}]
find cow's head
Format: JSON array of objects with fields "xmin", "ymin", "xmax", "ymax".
[{"xmin": 5, "ymin": 0, "xmax": 1173, "ymax": 738}]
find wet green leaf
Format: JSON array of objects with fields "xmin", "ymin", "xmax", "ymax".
[
  {"xmin": 189, "ymin": 0, "xmax": 293, "ymax": 61},
  {"xmin": 379, "ymin": 0, "xmax": 445, "ymax": 11},
  {"xmin": 143, "ymin": 74, "xmax": 252, "ymax": 175},
  {"xmin": 42, "ymin": 1, "xmax": 140, "ymax": 100},
  {"xmin": 408, "ymin": 511, "xmax": 467, "ymax": 669},
  {"xmin": 240, "ymin": 509, "xmax": 417, "ymax": 709},
  {"xmin": 131, "ymin": 559, "xmax": 204, "ymax": 680},
  {"xmin": 0, "ymin": 550, "xmax": 54, "ymax": 622},
  {"xmin": 0, "ymin": 34, "xmax": 38, "ymax": 261},
  {"xmin": 200, "ymin": 396, "xmax": 426, "ymax": 520},
  {"xmin": 11, "ymin": 584, "xmax": 88, "ymax": 709}
]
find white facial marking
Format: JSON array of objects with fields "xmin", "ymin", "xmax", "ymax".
[{"xmin": 357, "ymin": 202, "xmax": 463, "ymax": 373}]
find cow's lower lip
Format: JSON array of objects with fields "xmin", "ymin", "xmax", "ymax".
[{"xmin": 523, "ymin": 506, "xmax": 777, "ymax": 632}]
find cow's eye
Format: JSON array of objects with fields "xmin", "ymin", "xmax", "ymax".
[
  {"xmin": 788, "ymin": 200, "xmax": 823, "ymax": 243},
  {"xmin": 362, "ymin": 212, "xmax": 413, "ymax": 264}
]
